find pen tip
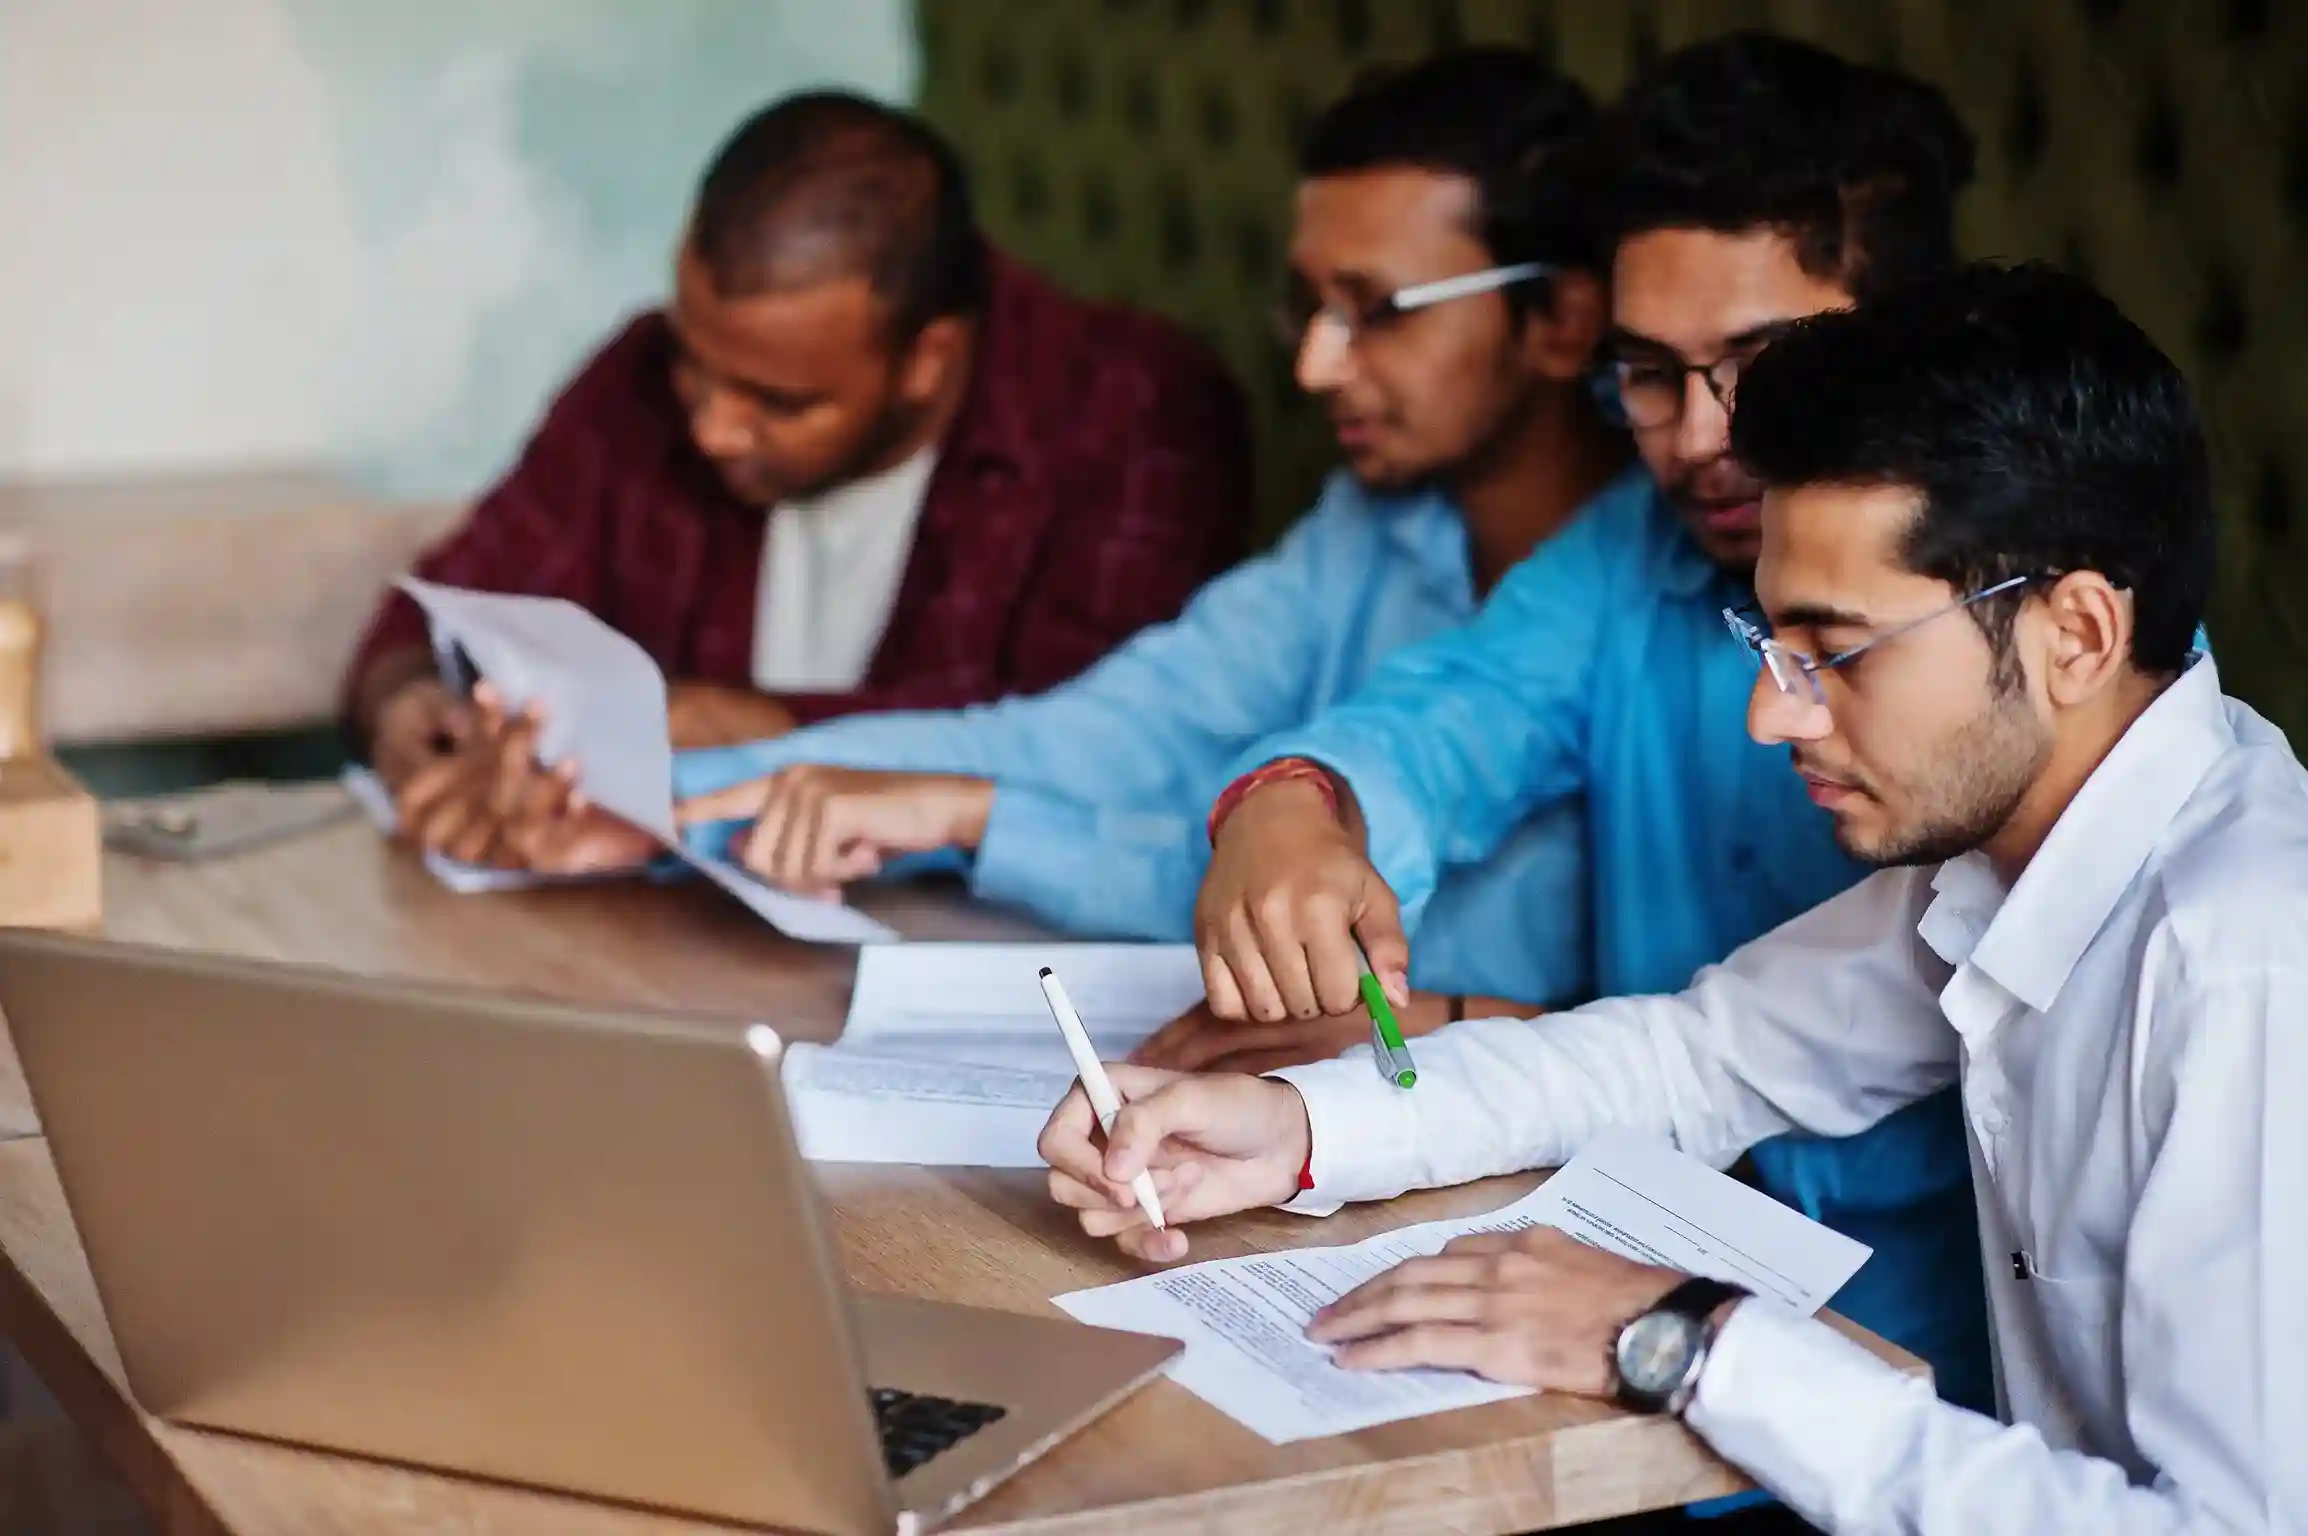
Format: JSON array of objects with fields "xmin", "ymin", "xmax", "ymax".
[{"xmin": 1037, "ymin": 967, "xmax": 1053, "ymax": 979}]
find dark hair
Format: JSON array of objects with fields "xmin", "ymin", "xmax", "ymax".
[
  {"xmin": 1731, "ymin": 260, "xmax": 2213, "ymax": 677},
  {"xmin": 1584, "ymin": 30, "xmax": 1974, "ymax": 300},
  {"xmin": 689, "ymin": 91, "xmax": 987, "ymax": 342},
  {"xmin": 1298, "ymin": 46, "xmax": 1601, "ymax": 312}
]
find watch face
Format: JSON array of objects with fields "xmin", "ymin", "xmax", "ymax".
[{"xmin": 1616, "ymin": 1309, "xmax": 1701, "ymax": 1397}]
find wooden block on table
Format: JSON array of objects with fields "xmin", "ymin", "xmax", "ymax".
[{"xmin": 0, "ymin": 756, "xmax": 100, "ymax": 930}]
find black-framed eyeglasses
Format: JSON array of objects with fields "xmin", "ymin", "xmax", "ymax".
[
  {"xmin": 1270, "ymin": 262, "xmax": 1555, "ymax": 350},
  {"xmin": 1604, "ymin": 321, "xmax": 1798, "ymax": 430},
  {"xmin": 1723, "ymin": 575, "xmax": 2037, "ymax": 706}
]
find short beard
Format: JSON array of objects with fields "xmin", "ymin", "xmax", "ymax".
[{"xmin": 1842, "ymin": 681, "xmax": 2050, "ymax": 869}]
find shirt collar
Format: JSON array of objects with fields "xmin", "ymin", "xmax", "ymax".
[
  {"xmin": 1377, "ymin": 487, "xmax": 1474, "ymax": 605},
  {"xmin": 1921, "ymin": 655, "xmax": 2232, "ymax": 1011}
]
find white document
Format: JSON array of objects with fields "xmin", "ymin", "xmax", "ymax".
[
  {"xmin": 1054, "ymin": 1128, "xmax": 1872, "ymax": 1443},
  {"xmin": 781, "ymin": 1043, "xmax": 1073, "ymax": 1166},
  {"xmin": 843, "ymin": 943, "xmax": 1204, "ymax": 1072},
  {"xmin": 401, "ymin": 580, "xmax": 676, "ymax": 838},
  {"xmin": 394, "ymin": 581, "xmax": 896, "ymax": 943}
]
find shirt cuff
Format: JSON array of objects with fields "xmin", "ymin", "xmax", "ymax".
[
  {"xmin": 1265, "ymin": 1052, "xmax": 1424, "ymax": 1213},
  {"xmin": 677, "ymin": 817, "xmax": 744, "ymax": 867},
  {"xmin": 968, "ymin": 784, "xmax": 1100, "ymax": 912},
  {"xmin": 1686, "ymin": 1298, "xmax": 1936, "ymax": 1529}
]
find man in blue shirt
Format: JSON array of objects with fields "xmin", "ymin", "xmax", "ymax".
[
  {"xmin": 1180, "ymin": 32, "xmax": 2000, "ymax": 1434},
  {"xmin": 651, "ymin": 47, "xmax": 1639, "ymax": 1022}
]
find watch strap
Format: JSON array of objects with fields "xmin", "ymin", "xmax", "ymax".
[{"xmin": 1652, "ymin": 1275, "xmax": 1747, "ymax": 1327}]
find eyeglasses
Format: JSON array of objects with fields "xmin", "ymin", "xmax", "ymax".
[
  {"xmin": 1723, "ymin": 575, "xmax": 2037, "ymax": 706},
  {"xmin": 1604, "ymin": 322, "xmax": 1798, "ymax": 430},
  {"xmin": 1270, "ymin": 262, "xmax": 1555, "ymax": 350}
]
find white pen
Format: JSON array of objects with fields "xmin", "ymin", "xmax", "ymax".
[{"xmin": 1036, "ymin": 967, "xmax": 1167, "ymax": 1231}]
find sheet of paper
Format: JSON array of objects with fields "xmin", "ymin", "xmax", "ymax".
[
  {"xmin": 688, "ymin": 856, "xmax": 901, "ymax": 945},
  {"xmin": 400, "ymin": 579, "xmax": 676, "ymax": 839},
  {"xmin": 392, "ymin": 582, "xmax": 896, "ymax": 942},
  {"xmin": 781, "ymin": 1043, "xmax": 1073, "ymax": 1166},
  {"xmin": 1054, "ymin": 1128, "xmax": 1872, "ymax": 1443},
  {"xmin": 842, "ymin": 943, "xmax": 1204, "ymax": 1071}
]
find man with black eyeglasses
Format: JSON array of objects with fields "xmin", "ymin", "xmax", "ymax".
[{"xmin": 1173, "ymin": 36, "xmax": 2007, "ymax": 1517}]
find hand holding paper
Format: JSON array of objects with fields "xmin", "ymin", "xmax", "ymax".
[{"xmin": 389, "ymin": 580, "xmax": 895, "ymax": 942}]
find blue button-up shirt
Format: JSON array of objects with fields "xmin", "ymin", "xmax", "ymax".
[
  {"xmin": 1244, "ymin": 480, "xmax": 1997, "ymax": 1416},
  {"xmin": 674, "ymin": 468, "xmax": 1654, "ymax": 1006}
]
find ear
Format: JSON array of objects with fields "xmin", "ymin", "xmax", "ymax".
[
  {"xmin": 892, "ymin": 315, "xmax": 971, "ymax": 407},
  {"xmin": 2034, "ymin": 571, "xmax": 2134, "ymax": 708},
  {"xmin": 1517, "ymin": 268, "xmax": 1608, "ymax": 382}
]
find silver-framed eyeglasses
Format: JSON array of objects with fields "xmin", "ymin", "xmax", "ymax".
[
  {"xmin": 1271, "ymin": 262, "xmax": 1555, "ymax": 349},
  {"xmin": 1724, "ymin": 575, "xmax": 2036, "ymax": 705}
]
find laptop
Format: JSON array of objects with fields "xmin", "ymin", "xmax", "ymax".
[{"xmin": 0, "ymin": 930, "xmax": 1180, "ymax": 1534}]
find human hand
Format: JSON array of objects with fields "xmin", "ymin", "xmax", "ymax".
[
  {"xmin": 491, "ymin": 759, "xmax": 660, "ymax": 875},
  {"xmin": 393, "ymin": 684, "xmax": 556, "ymax": 866},
  {"xmin": 677, "ymin": 766, "xmax": 993, "ymax": 896},
  {"xmin": 1196, "ymin": 776, "xmax": 1410, "ymax": 1022},
  {"xmin": 1129, "ymin": 991, "xmax": 1454, "ymax": 1075},
  {"xmin": 371, "ymin": 677, "xmax": 477, "ymax": 792},
  {"xmin": 1038, "ymin": 1065, "xmax": 1312, "ymax": 1264},
  {"xmin": 1306, "ymin": 1227, "xmax": 1684, "ymax": 1394}
]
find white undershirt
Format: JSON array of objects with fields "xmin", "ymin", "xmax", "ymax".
[{"xmin": 750, "ymin": 445, "xmax": 938, "ymax": 693}]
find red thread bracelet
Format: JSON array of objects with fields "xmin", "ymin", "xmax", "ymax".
[
  {"xmin": 1297, "ymin": 1145, "xmax": 1315, "ymax": 1192},
  {"xmin": 1207, "ymin": 757, "xmax": 1340, "ymax": 847}
]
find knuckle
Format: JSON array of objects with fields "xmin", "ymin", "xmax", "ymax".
[{"xmin": 1249, "ymin": 889, "xmax": 1298, "ymax": 935}]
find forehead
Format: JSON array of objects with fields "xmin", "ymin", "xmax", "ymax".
[
  {"xmin": 1289, "ymin": 168, "xmax": 1491, "ymax": 280},
  {"xmin": 1756, "ymin": 482, "xmax": 1948, "ymax": 618},
  {"xmin": 670, "ymin": 249, "xmax": 887, "ymax": 388},
  {"xmin": 1611, "ymin": 227, "xmax": 1852, "ymax": 356}
]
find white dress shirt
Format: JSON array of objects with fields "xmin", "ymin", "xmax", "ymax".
[
  {"xmin": 750, "ymin": 446, "xmax": 938, "ymax": 693},
  {"xmin": 1274, "ymin": 657, "xmax": 2308, "ymax": 1533}
]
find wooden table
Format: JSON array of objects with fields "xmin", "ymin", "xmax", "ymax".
[{"xmin": 0, "ymin": 822, "xmax": 1919, "ymax": 1533}]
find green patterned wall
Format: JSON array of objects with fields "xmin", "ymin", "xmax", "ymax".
[{"xmin": 917, "ymin": 0, "xmax": 2308, "ymax": 745}]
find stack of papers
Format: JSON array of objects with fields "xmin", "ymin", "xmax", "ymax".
[
  {"xmin": 371, "ymin": 581, "xmax": 894, "ymax": 943},
  {"xmin": 1054, "ymin": 1129, "xmax": 1871, "ymax": 1443},
  {"xmin": 783, "ymin": 943, "xmax": 1206, "ymax": 1166}
]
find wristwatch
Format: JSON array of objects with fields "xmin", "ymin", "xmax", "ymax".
[{"xmin": 1610, "ymin": 1276, "xmax": 1750, "ymax": 1416}]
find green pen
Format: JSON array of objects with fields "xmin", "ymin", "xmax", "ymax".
[{"xmin": 1353, "ymin": 938, "xmax": 1418, "ymax": 1089}]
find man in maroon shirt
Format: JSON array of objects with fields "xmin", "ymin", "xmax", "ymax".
[{"xmin": 351, "ymin": 91, "xmax": 1251, "ymax": 865}]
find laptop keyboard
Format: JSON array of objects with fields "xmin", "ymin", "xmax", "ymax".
[{"xmin": 870, "ymin": 1386, "xmax": 1007, "ymax": 1478}]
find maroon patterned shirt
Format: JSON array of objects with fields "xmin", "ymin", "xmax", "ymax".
[{"xmin": 345, "ymin": 254, "xmax": 1252, "ymax": 726}]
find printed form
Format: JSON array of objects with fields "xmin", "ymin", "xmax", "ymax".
[
  {"xmin": 843, "ymin": 942, "xmax": 1205, "ymax": 1070},
  {"xmin": 782, "ymin": 943, "xmax": 1207, "ymax": 1164},
  {"xmin": 1055, "ymin": 1129, "xmax": 1871, "ymax": 1442}
]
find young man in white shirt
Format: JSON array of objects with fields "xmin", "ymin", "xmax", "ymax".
[{"xmin": 1038, "ymin": 261, "xmax": 2307, "ymax": 1533}]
